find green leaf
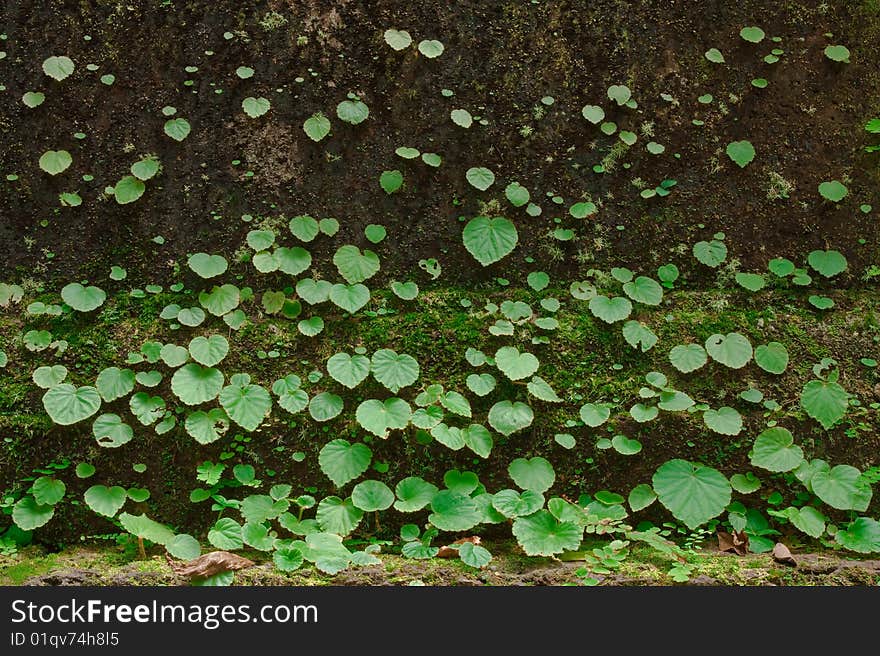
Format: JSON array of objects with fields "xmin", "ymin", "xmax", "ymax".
[
  {"xmin": 428, "ymin": 491, "xmax": 481, "ymax": 532},
  {"xmin": 319, "ymin": 439, "xmax": 372, "ymax": 487},
  {"xmin": 336, "ymin": 99, "xmax": 369, "ymax": 124},
  {"xmin": 242, "ymin": 96, "xmax": 271, "ymax": 118},
  {"xmin": 786, "ymin": 506, "xmax": 826, "ymax": 538},
  {"xmin": 13, "ymin": 497, "xmax": 55, "ymax": 530},
  {"xmin": 807, "ymin": 250, "xmax": 847, "ymax": 278},
  {"xmin": 43, "ymin": 55, "xmax": 75, "ymax": 81},
  {"xmin": 735, "ymin": 272, "xmax": 766, "ymax": 291},
  {"xmin": 462, "ymin": 216, "xmax": 518, "ymax": 266},
  {"xmin": 351, "ymin": 480, "xmax": 395, "ymax": 512},
  {"xmin": 329, "ymin": 283, "xmax": 370, "ymax": 314},
  {"xmin": 371, "ymin": 349, "xmax": 419, "ymax": 393},
  {"xmin": 199, "ymin": 285, "xmax": 240, "ymax": 316},
  {"xmin": 703, "ymin": 407, "xmax": 743, "ymax": 435},
  {"xmin": 491, "ymin": 489, "xmax": 545, "ymax": 518},
  {"xmin": 494, "ymin": 346, "xmax": 539, "ymax": 381},
  {"xmin": 459, "ymin": 542, "xmax": 492, "ymax": 568},
  {"xmin": 316, "ymin": 496, "xmax": 363, "ymax": 534},
  {"xmin": 380, "ymin": 169, "xmax": 403, "ymax": 194},
  {"xmin": 527, "ymin": 376, "xmax": 562, "ymax": 402},
  {"xmin": 188, "ymin": 335, "xmax": 229, "ymax": 367},
  {"xmin": 208, "ymin": 518, "xmax": 243, "ymax": 550},
  {"xmin": 628, "ymin": 484, "xmax": 657, "ymax": 512},
  {"xmin": 95, "ymin": 367, "xmax": 135, "ymax": 402},
  {"xmin": 581, "ymin": 104, "xmax": 605, "ymax": 123},
  {"xmin": 622, "ymin": 321, "xmax": 658, "ymax": 352},
  {"xmin": 84, "ymin": 485, "xmax": 127, "ymax": 518},
  {"xmin": 439, "ymin": 391, "xmax": 471, "ymax": 417},
  {"xmin": 801, "ymin": 378, "xmax": 848, "ymax": 429},
  {"xmin": 308, "ymin": 392, "xmax": 344, "ymax": 422},
  {"xmin": 705, "ymin": 333, "xmax": 752, "ymax": 369},
  {"xmin": 111, "ymin": 175, "xmax": 145, "ymax": 205},
  {"xmin": 693, "ymin": 239, "xmax": 728, "ymax": 267},
  {"xmin": 93, "ymin": 413, "xmax": 134, "ymax": 448},
  {"xmin": 611, "ymin": 434, "xmax": 642, "ymax": 455},
  {"xmin": 669, "ymin": 344, "xmax": 707, "ymax": 373},
  {"xmin": 505, "ymin": 182, "xmax": 530, "ymax": 207},
  {"xmin": 167, "ymin": 534, "xmax": 201, "ymax": 560},
  {"xmin": 33, "ymin": 365, "xmax": 68, "ymax": 389},
  {"xmin": 303, "ymin": 112, "xmax": 331, "ymax": 141},
  {"xmin": 418, "ymin": 39, "xmax": 444, "ymax": 58},
  {"xmin": 187, "ymin": 252, "xmax": 228, "ymax": 279},
  {"xmin": 356, "ymin": 398, "xmax": 411, "ymax": 438},
  {"xmin": 443, "ymin": 470, "xmax": 479, "ymax": 495},
  {"xmin": 750, "ymin": 427, "xmax": 804, "ymax": 472},
  {"xmin": 163, "ymin": 118, "xmax": 191, "ymax": 141},
  {"xmin": 451, "ymin": 108, "xmax": 473, "ymax": 128},
  {"xmin": 131, "ymin": 157, "xmax": 160, "ymax": 181},
  {"xmin": 512, "ymin": 510, "xmax": 583, "ymax": 556},
  {"xmin": 431, "ymin": 424, "xmax": 464, "ymax": 450},
  {"xmin": 160, "ymin": 344, "xmax": 189, "ymax": 368},
  {"xmin": 61, "ymin": 282, "xmax": 105, "ymax": 312},
  {"xmin": 488, "ymin": 401, "xmax": 533, "ymax": 436},
  {"xmin": 465, "ymin": 167, "xmax": 495, "ymax": 191},
  {"xmin": 812, "ymin": 465, "xmax": 870, "ymax": 511},
  {"xmin": 607, "ymin": 84, "xmax": 631, "ymax": 105},
  {"xmin": 726, "ymin": 140, "xmax": 755, "ymax": 168},
  {"xmin": 390, "ymin": 281, "xmax": 419, "ymax": 300},
  {"xmin": 739, "ymin": 26, "xmax": 765, "ymax": 43},
  {"xmin": 31, "ymin": 477, "xmax": 66, "ymax": 506},
  {"xmin": 171, "ymin": 364, "xmax": 224, "ymax": 405},
  {"xmin": 76, "ymin": 463, "xmax": 96, "ymax": 478},
  {"xmin": 622, "ymin": 276, "xmax": 663, "ymax": 305},
  {"xmin": 588, "ymin": 295, "xmax": 632, "ymax": 323},
  {"xmin": 274, "ymin": 547, "xmax": 305, "ymax": 572},
  {"xmin": 394, "ymin": 477, "xmax": 439, "ymax": 512},
  {"xmin": 754, "ymin": 342, "xmax": 789, "ymax": 374},
  {"xmin": 363, "ymin": 225, "xmax": 387, "ymax": 246},
  {"xmin": 466, "ymin": 373, "xmax": 496, "ymax": 397},
  {"xmin": 219, "ymin": 379, "xmax": 271, "ymax": 431},
  {"xmin": 705, "ymin": 48, "xmax": 725, "ymax": 63},
  {"xmin": 119, "ymin": 513, "xmax": 175, "ymax": 546},
  {"xmin": 579, "ymin": 403, "xmax": 610, "ymax": 427},
  {"xmin": 42, "ymin": 384, "xmax": 101, "ymax": 425},
  {"xmin": 38, "ymin": 150, "xmax": 72, "ymax": 175},
  {"xmin": 836, "ymin": 518, "xmax": 880, "ymax": 553},
  {"xmin": 296, "ymin": 279, "xmax": 332, "ymax": 304},
  {"xmin": 818, "ymin": 180, "xmax": 847, "ymax": 202},
  {"xmin": 333, "ymin": 245, "xmax": 380, "ymax": 284},
  {"xmin": 508, "ymin": 457, "xmax": 555, "ymax": 493},
  {"xmin": 289, "ymin": 215, "xmax": 320, "ymax": 242},
  {"xmin": 730, "ymin": 472, "xmax": 761, "ymax": 494},
  {"xmin": 462, "ymin": 424, "xmax": 493, "ymax": 458},
  {"xmin": 652, "ymin": 459, "xmax": 731, "ymax": 529},
  {"xmin": 327, "ymin": 352, "xmax": 371, "ymax": 389},
  {"xmin": 384, "ymin": 28, "xmax": 412, "ymax": 50},
  {"xmin": 185, "ymin": 408, "xmax": 230, "ymax": 444}
]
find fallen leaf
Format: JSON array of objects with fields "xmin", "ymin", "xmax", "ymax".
[
  {"xmin": 166, "ymin": 551, "xmax": 255, "ymax": 578},
  {"xmin": 717, "ymin": 530, "xmax": 750, "ymax": 556},
  {"xmin": 437, "ymin": 536, "xmax": 481, "ymax": 558},
  {"xmin": 772, "ymin": 542, "xmax": 796, "ymax": 567}
]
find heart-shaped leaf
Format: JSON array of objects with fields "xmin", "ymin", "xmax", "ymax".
[
  {"xmin": 319, "ymin": 439, "xmax": 372, "ymax": 487},
  {"xmin": 462, "ymin": 216, "xmax": 518, "ymax": 266},
  {"xmin": 488, "ymin": 401, "xmax": 534, "ymax": 436},
  {"xmin": 726, "ymin": 140, "xmax": 755, "ymax": 168},
  {"xmin": 43, "ymin": 384, "xmax": 101, "ymax": 425}
]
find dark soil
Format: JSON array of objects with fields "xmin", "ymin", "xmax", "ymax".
[{"xmin": 1, "ymin": 0, "xmax": 879, "ymax": 286}]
